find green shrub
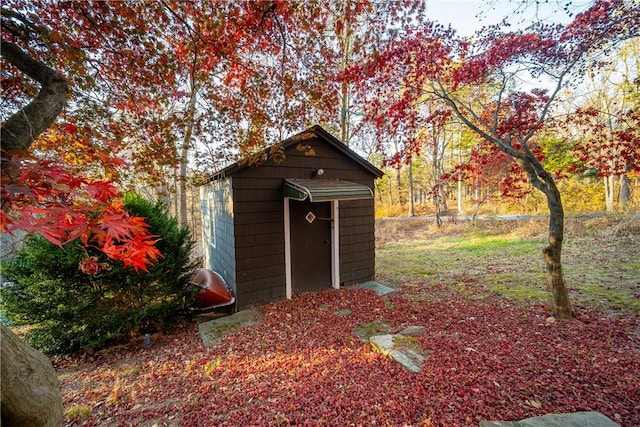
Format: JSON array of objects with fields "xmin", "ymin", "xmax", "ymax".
[{"xmin": 0, "ymin": 194, "xmax": 198, "ymax": 355}]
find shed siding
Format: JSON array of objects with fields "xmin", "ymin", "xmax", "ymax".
[
  {"xmin": 231, "ymin": 171, "xmax": 286, "ymax": 308},
  {"xmin": 338, "ymin": 198, "xmax": 376, "ymax": 285},
  {"xmin": 227, "ymin": 137, "xmax": 378, "ymax": 308},
  {"xmin": 200, "ymin": 179, "xmax": 236, "ymax": 292}
]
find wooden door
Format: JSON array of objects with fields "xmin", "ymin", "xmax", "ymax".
[{"xmin": 290, "ymin": 200, "xmax": 332, "ymax": 292}]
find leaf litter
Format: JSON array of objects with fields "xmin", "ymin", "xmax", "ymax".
[
  {"xmin": 58, "ymin": 218, "xmax": 640, "ymax": 426},
  {"xmin": 57, "ymin": 287, "xmax": 640, "ymax": 426}
]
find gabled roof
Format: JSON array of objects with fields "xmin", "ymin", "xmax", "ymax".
[{"xmin": 208, "ymin": 125, "xmax": 383, "ymax": 182}]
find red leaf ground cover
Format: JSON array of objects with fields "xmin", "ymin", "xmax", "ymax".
[{"xmin": 57, "ymin": 288, "xmax": 640, "ymax": 426}]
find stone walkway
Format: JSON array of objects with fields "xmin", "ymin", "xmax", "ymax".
[
  {"xmin": 346, "ymin": 280, "xmax": 397, "ymax": 296},
  {"xmin": 198, "ymin": 308, "xmax": 264, "ymax": 348},
  {"xmin": 480, "ymin": 411, "xmax": 620, "ymax": 427}
]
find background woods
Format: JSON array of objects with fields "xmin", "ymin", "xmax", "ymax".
[{"xmin": 3, "ymin": 1, "xmax": 637, "ymax": 233}]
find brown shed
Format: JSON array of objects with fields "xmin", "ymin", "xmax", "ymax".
[{"xmin": 199, "ymin": 125, "xmax": 383, "ymax": 308}]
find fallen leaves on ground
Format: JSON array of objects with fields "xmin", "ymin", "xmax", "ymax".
[{"xmin": 57, "ymin": 288, "xmax": 640, "ymax": 426}]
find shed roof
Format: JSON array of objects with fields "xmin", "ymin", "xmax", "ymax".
[{"xmin": 208, "ymin": 125, "xmax": 384, "ymax": 182}]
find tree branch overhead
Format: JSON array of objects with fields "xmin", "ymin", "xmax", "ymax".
[{"xmin": 1, "ymin": 39, "xmax": 69, "ymax": 153}]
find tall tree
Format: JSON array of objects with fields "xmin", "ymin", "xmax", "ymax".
[
  {"xmin": 567, "ymin": 38, "xmax": 640, "ymax": 212},
  {"xmin": 187, "ymin": 1, "xmax": 342, "ymax": 173},
  {"xmin": 449, "ymin": 141, "xmax": 532, "ymax": 222},
  {"xmin": 1, "ymin": 11, "xmax": 158, "ymax": 427},
  {"xmin": 327, "ymin": 0, "xmax": 426, "ymax": 147},
  {"xmin": 353, "ymin": 0, "xmax": 640, "ymax": 318},
  {"xmin": 1, "ymin": 1, "xmax": 319, "ymax": 422},
  {"xmin": 1, "ymin": 13, "xmax": 68, "ymax": 423}
]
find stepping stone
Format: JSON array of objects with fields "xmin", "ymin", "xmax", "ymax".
[
  {"xmin": 387, "ymin": 348, "xmax": 425, "ymax": 374},
  {"xmin": 370, "ymin": 332, "xmax": 428, "ymax": 373},
  {"xmin": 480, "ymin": 411, "xmax": 620, "ymax": 427},
  {"xmin": 347, "ymin": 281, "xmax": 396, "ymax": 296},
  {"xmin": 370, "ymin": 334, "xmax": 395, "ymax": 353},
  {"xmin": 398, "ymin": 325, "xmax": 425, "ymax": 336},
  {"xmin": 334, "ymin": 309, "xmax": 353, "ymax": 316},
  {"xmin": 352, "ymin": 321, "xmax": 392, "ymax": 342},
  {"xmin": 198, "ymin": 309, "xmax": 264, "ymax": 348}
]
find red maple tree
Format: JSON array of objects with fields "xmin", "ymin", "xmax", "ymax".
[
  {"xmin": 1, "ymin": 0, "xmax": 334, "ymax": 267},
  {"xmin": 444, "ymin": 142, "xmax": 532, "ymax": 220},
  {"xmin": 568, "ymin": 106, "xmax": 640, "ymax": 210},
  {"xmin": 1, "ymin": 154, "xmax": 162, "ymax": 273},
  {"xmin": 1, "ymin": 22, "xmax": 162, "ymax": 274},
  {"xmin": 351, "ymin": 0, "xmax": 640, "ymax": 318}
]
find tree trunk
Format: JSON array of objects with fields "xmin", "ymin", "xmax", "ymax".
[
  {"xmin": 375, "ymin": 181, "xmax": 383, "ymax": 203},
  {"xmin": 1, "ymin": 40, "xmax": 69, "ymax": 186},
  {"xmin": 457, "ymin": 148, "xmax": 463, "ymax": 214},
  {"xmin": 604, "ymin": 175, "xmax": 615, "ymax": 213},
  {"xmin": 0, "ymin": 41, "xmax": 69, "ymax": 155},
  {"xmin": 1, "ymin": 325, "xmax": 63, "ymax": 426},
  {"xmin": 407, "ymin": 159, "xmax": 415, "ymax": 217},
  {"xmin": 540, "ymin": 179, "xmax": 573, "ymax": 318},
  {"xmin": 439, "ymin": 183, "xmax": 448, "ymax": 212},
  {"xmin": 620, "ymin": 168, "xmax": 631, "ymax": 209},
  {"xmin": 471, "ymin": 201, "xmax": 482, "ymax": 226},
  {"xmin": 339, "ymin": 79, "xmax": 351, "ymax": 145},
  {"xmin": 512, "ymin": 155, "xmax": 573, "ymax": 319},
  {"xmin": 179, "ymin": 85, "xmax": 198, "ymax": 227},
  {"xmin": 339, "ymin": 0, "xmax": 352, "ymax": 145},
  {"xmin": 1, "ymin": 39, "xmax": 67, "ymax": 427},
  {"xmin": 395, "ymin": 166, "xmax": 404, "ymax": 206}
]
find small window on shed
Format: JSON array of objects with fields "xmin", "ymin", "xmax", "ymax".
[
  {"xmin": 208, "ymin": 192, "xmax": 216, "ymax": 249},
  {"xmin": 201, "ymin": 192, "xmax": 216, "ymax": 250}
]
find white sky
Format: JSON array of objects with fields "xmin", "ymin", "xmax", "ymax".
[
  {"xmin": 425, "ymin": 0, "xmax": 502, "ymax": 35},
  {"xmin": 424, "ymin": 0, "xmax": 582, "ymax": 36}
]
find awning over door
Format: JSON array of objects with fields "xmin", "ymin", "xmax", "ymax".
[{"xmin": 283, "ymin": 179, "xmax": 373, "ymax": 202}]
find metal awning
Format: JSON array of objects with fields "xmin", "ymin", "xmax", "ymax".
[{"xmin": 283, "ymin": 179, "xmax": 373, "ymax": 202}]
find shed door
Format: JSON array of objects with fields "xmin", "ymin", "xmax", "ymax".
[{"xmin": 290, "ymin": 200, "xmax": 331, "ymax": 292}]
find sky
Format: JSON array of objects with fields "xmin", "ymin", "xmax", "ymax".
[
  {"xmin": 423, "ymin": 0, "xmax": 582, "ymax": 36},
  {"xmin": 425, "ymin": 0, "xmax": 504, "ymax": 35}
]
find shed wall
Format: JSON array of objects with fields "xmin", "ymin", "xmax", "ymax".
[
  {"xmin": 200, "ymin": 179, "xmax": 236, "ymax": 292},
  {"xmin": 230, "ymin": 137, "xmax": 377, "ymax": 308},
  {"xmin": 338, "ymin": 198, "xmax": 376, "ymax": 285},
  {"xmin": 231, "ymin": 175, "xmax": 286, "ymax": 307}
]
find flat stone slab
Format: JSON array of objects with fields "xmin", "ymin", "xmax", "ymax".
[
  {"xmin": 370, "ymin": 334, "xmax": 395, "ymax": 354},
  {"xmin": 198, "ymin": 309, "xmax": 264, "ymax": 348},
  {"xmin": 334, "ymin": 309, "xmax": 353, "ymax": 317},
  {"xmin": 369, "ymin": 330, "xmax": 428, "ymax": 373},
  {"xmin": 388, "ymin": 349, "xmax": 425, "ymax": 373},
  {"xmin": 480, "ymin": 411, "xmax": 620, "ymax": 427},
  {"xmin": 352, "ymin": 321, "xmax": 392, "ymax": 342},
  {"xmin": 398, "ymin": 325, "xmax": 425, "ymax": 336},
  {"xmin": 347, "ymin": 281, "xmax": 396, "ymax": 296}
]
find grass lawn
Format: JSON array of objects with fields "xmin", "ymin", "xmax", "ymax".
[
  {"xmin": 376, "ymin": 216, "xmax": 640, "ymax": 313},
  {"xmin": 56, "ymin": 216, "xmax": 640, "ymax": 426}
]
